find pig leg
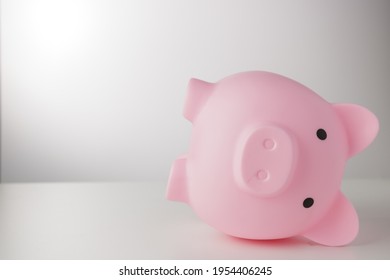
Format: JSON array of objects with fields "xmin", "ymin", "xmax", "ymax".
[
  {"xmin": 302, "ymin": 193, "xmax": 359, "ymax": 246},
  {"xmin": 166, "ymin": 156, "xmax": 188, "ymax": 203}
]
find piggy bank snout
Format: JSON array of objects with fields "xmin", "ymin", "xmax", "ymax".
[{"xmin": 235, "ymin": 124, "xmax": 297, "ymax": 197}]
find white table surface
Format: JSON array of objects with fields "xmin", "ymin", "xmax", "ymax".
[{"xmin": 0, "ymin": 179, "xmax": 389, "ymax": 259}]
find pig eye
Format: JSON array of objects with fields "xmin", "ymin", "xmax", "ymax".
[
  {"xmin": 303, "ymin": 197, "xmax": 314, "ymax": 208},
  {"xmin": 316, "ymin": 128, "xmax": 327, "ymax": 140}
]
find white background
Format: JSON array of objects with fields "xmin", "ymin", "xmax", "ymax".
[
  {"xmin": 1, "ymin": 180, "xmax": 389, "ymax": 259},
  {"xmin": 1, "ymin": 0, "xmax": 389, "ymax": 182},
  {"xmin": 0, "ymin": 260, "xmax": 387, "ymax": 280}
]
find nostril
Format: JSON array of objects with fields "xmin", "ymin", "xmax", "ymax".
[
  {"xmin": 263, "ymin": 138, "xmax": 276, "ymax": 150},
  {"xmin": 303, "ymin": 197, "xmax": 314, "ymax": 208},
  {"xmin": 256, "ymin": 169, "xmax": 269, "ymax": 181}
]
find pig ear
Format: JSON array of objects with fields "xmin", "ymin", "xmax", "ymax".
[
  {"xmin": 302, "ymin": 193, "xmax": 359, "ymax": 246},
  {"xmin": 333, "ymin": 104, "xmax": 379, "ymax": 158},
  {"xmin": 183, "ymin": 78, "xmax": 214, "ymax": 122}
]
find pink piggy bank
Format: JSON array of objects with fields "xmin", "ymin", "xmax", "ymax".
[{"xmin": 166, "ymin": 71, "xmax": 379, "ymax": 246}]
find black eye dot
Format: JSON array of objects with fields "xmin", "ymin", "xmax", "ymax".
[
  {"xmin": 316, "ymin": 128, "xmax": 327, "ymax": 140},
  {"xmin": 303, "ymin": 197, "xmax": 314, "ymax": 208}
]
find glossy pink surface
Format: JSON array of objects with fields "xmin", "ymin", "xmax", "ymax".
[{"xmin": 167, "ymin": 71, "xmax": 379, "ymax": 246}]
